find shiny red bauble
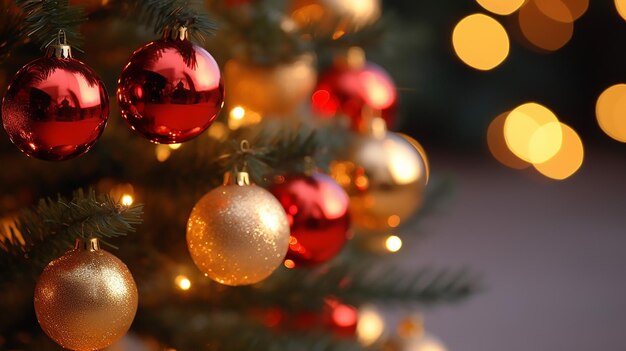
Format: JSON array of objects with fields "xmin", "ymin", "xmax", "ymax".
[
  {"xmin": 312, "ymin": 62, "xmax": 397, "ymax": 129},
  {"xmin": 2, "ymin": 57, "xmax": 109, "ymax": 161},
  {"xmin": 270, "ymin": 173, "xmax": 350, "ymax": 267},
  {"xmin": 117, "ymin": 37, "xmax": 224, "ymax": 144}
]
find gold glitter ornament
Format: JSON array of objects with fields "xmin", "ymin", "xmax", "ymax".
[
  {"xmin": 331, "ymin": 117, "xmax": 428, "ymax": 231},
  {"xmin": 187, "ymin": 171, "xmax": 290, "ymax": 286},
  {"xmin": 34, "ymin": 238, "xmax": 138, "ymax": 351}
]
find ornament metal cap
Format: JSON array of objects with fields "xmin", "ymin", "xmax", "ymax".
[
  {"xmin": 46, "ymin": 30, "xmax": 72, "ymax": 59},
  {"xmin": 74, "ymin": 238, "xmax": 100, "ymax": 252},
  {"xmin": 358, "ymin": 106, "xmax": 387, "ymax": 138},
  {"xmin": 223, "ymin": 170, "xmax": 251, "ymax": 186},
  {"xmin": 164, "ymin": 25, "xmax": 189, "ymax": 41}
]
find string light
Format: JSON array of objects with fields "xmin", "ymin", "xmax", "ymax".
[
  {"xmin": 175, "ymin": 275, "xmax": 191, "ymax": 291},
  {"xmin": 385, "ymin": 235, "xmax": 402, "ymax": 253},
  {"xmin": 533, "ymin": 123, "xmax": 584, "ymax": 180},
  {"xmin": 156, "ymin": 145, "xmax": 171, "ymax": 162},
  {"xmin": 357, "ymin": 305, "xmax": 385, "ymax": 346},
  {"xmin": 168, "ymin": 143, "xmax": 182, "ymax": 150},
  {"xmin": 121, "ymin": 195, "xmax": 134, "ymax": 206}
]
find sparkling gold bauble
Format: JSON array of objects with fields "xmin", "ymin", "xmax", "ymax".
[
  {"xmin": 288, "ymin": 0, "xmax": 381, "ymax": 34},
  {"xmin": 186, "ymin": 182, "xmax": 290, "ymax": 286},
  {"xmin": 224, "ymin": 54, "xmax": 317, "ymax": 117},
  {"xmin": 331, "ymin": 125, "xmax": 427, "ymax": 231},
  {"xmin": 34, "ymin": 239, "xmax": 138, "ymax": 351}
]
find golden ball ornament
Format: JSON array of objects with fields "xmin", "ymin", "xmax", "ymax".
[
  {"xmin": 224, "ymin": 54, "xmax": 317, "ymax": 117},
  {"xmin": 34, "ymin": 238, "xmax": 138, "ymax": 351},
  {"xmin": 186, "ymin": 173, "xmax": 290, "ymax": 286},
  {"xmin": 288, "ymin": 0, "xmax": 381, "ymax": 34},
  {"xmin": 331, "ymin": 119, "xmax": 428, "ymax": 231}
]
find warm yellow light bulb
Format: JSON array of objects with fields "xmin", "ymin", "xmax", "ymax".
[
  {"xmin": 385, "ymin": 235, "xmax": 402, "ymax": 253},
  {"xmin": 156, "ymin": 145, "xmax": 171, "ymax": 162},
  {"xmin": 230, "ymin": 106, "xmax": 246, "ymax": 120},
  {"xmin": 175, "ymin": 275, "xmax": 191, "ymax": 291},
  {"xmin": 121, "ymin": 195, "xmax": 134, "ymax": 206},
  {"xmin": 168, "ymin": 143, "xmax": 182, "ymax": 150}
]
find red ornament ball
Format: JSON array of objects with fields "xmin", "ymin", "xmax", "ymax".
[
  {"xmin": 270, "ymin": 173, "xmax": 351, "ymax": 267},
  {"xmin": 117, "ymin": 37, "xmax": 223, "ymax": 144},
  {"xmin": 312, "ymin": 62, "xmax": 397, "ymax": 129},
  {"xmin": 2, "ymin": 57, "xmax": 109, "ymax": 160}
]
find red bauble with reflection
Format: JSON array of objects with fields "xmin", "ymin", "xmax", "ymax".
[
  {"xmin": 270, "ymin": 173, "xmax": 351, "ymax": 267},
  {"xmin": 117, "ymin": 36, "xmax": 224, "ymax": 144},
  {"xmin": 312, "ymin": 62, "xmax": 397, "ymax": 129},
  {"xmin": 2, "ymin": 57, "xmax": 109, "ymax": 161}
]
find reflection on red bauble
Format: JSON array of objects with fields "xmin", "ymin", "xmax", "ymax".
[
  {"xmin": 312, "ymin": 62, "xmax": 397, "ymax": 129},
  {"xmin": 2, "ymin": 57, "xmax": 109, "ymax": 161},
  {"xmin": 270, "ymin": 173, "xmax": 351, "ymax": 267},
  {"xmin": 117, "ymin": 36, "xmax": 224, "ymax": 144}
]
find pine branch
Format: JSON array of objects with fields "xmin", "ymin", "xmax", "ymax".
[
  {"xmin": 0, "ymin": 188, "xmax": 143, "ymax": 281},
  {"xmin": 14, "ymin": 0, "xmax": 86, "ymax": 50},
  {"xmin": 135, "ymin": 308, "xmax": 367, "ymax": 351},
  {"xmin": 124, "ymin": 0, "xmax": 217, "ymax": 43}
]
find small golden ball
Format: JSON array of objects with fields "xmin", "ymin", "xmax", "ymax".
[
  {"xmin": 331, "ymin": 131, "xmax": 428, "ymax": 231},
  {"xmin": 187, "ymin": 185, "xmax": 290, "ymax": 286},
  {"xmin": 34, "ymin": 240, "xmax": 138, "ymax": 351}
]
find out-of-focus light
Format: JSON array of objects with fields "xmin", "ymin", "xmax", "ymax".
[
  {"xmin": 357, "ymin": 305, "xmax": 385, "ymax": 346},
  {"xmin": 452, "ymin": 13, "xmax": 510, "ymax": 71},
  {"xmin": 284, "ymin": 259, "xmax": 296, "ymax": 269},
  {"xmin": 404, "ymin": 334, "xmax": 448, "ymax": 351},
  {"xmin": 476, "ymin": 0, "xmax": 525, "ymax": 15},
  {"xmin": 504, "ymin": 102, "xmax": 563, "ymax": 164},
  {"xmin": 518, "ymin": 0, "xmax": 573, "ymax": 52},
  {"xmin": 156, "ymin": 145, "xmax": 171, "ymax": 162},
  {"xmin": 487, "ymin": 112, "xmax": 530, "ymax": 170},
  {"xmin": 387, "ymin": 215, "xmax": 401, "ymax": 228},
  {"xmin": 398, "ymin": 315, "xmax": 425, "ymax": 338},
  {"xmin": 385, "ymin": 235, "xmax": 402, "ymax": 253},
  {"xmin": 230, "ymin": 106, "xmax": 245, "ymax": 120},
  {"xmin": 534, "ymin": 123, "xmax": 584, "ymax": 180},
  {"xmin": 228, "ymin": 106, "xmax": 262, "ymax": 130},
  {"xmin": 175, "ymin": 275, "xmax": 191, "ymax": 290},
  {"xmin": 536, "ymin": 0, "xmax": 588, "ymax": 22},
  {"xmin": 384, "ymin": 138, "xmax": 421, "ymax": 185},
  {"xmin": 121, "ymin": 194, "xmax": 134, "ymax": 206},
  {"xmin": 168, "ymin": 143, "xmax": 181, "ymax": 150},
  {"xmin": 207, "ymin": 121, "xmax": 228, "ymax": 141},
  {"xmin": 332, "ymin": 304, "xmax": 358, "ymax": 328},
  {"xmin": 616, "ymin": 0, "xmax": 626, "ymax": 21},
  {"xmin": 596, "ymin": 84, "xmax": 626, "ymax": 142}
]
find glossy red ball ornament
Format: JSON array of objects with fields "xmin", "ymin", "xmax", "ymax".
[
  {"xmin": 270, "ymin": 173, "xmax": 350, "ymax": 267},
  {"xmin": 2, "ymin": 55, "xmax": 108, "ymax": 161},
  {"xmin": 312, "ymin": 62, "xmax": 397, "ymax": 129},
  {"xmin": 117, "ymin": 29, "xmax": 224, "ymax": 144}
]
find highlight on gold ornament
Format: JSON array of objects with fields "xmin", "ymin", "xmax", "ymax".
[
  {"xmin": 487, "ymin": 103, "xmax": 584, "ymax": 180},
  {"xmin": 331, "ymin": 115, "xmax": 428, "ymax": 231}
]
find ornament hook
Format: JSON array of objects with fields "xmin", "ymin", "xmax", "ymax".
[{"xmin": 47, "ymin": 29, "xmax": 72, "ymax": 59}]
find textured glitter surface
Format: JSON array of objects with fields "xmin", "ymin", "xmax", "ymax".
[
  {"xmin": 187, "ymin": 184, "xmax": 290, "ymax": 286},
  {"xmin": 331, "ymin": 131, "xmax": 427, "ymax": 231},
  {"xmin": 34, "ymin": 244, "xmax": 138, "ymax": 351}
]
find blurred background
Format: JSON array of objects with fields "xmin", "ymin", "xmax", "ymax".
[{"xmin": 385, "ymin": 1, "xmax": 626, "ymax": 350}]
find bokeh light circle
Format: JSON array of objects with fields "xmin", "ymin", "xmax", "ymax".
[
  {"xmin": 518, "ymin": 0, "xmax": 574, "ymax": 52},
  {"xmin": 596, "ymin": 84, "xmax": 626, "ymax": 142},
  {"xmin": 534, "ymin": 123, "xmax": 584, "ymax": 180},
  {"xmin": 504, "ymin": 102, "xmax": 563, "ymax": 164},
  {"xmin": 452, "ymin": 14, "xmax": 510, "ymax": 71},
  {"xmin": 487, "ymin": 112, "xmax": 530, "ymax": 169},
  {"xmin": 476, "ymin": 0, "xmax": 525, "ymax": 15}
]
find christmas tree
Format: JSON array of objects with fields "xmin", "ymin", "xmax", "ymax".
[{"xmin": 0, "ymin": 1, "xmax": 477, "ymax": 350}]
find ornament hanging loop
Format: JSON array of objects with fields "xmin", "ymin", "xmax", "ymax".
[{"xmin": 47, "ymin": 30, "xmax": 72, "ymax": 59}]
